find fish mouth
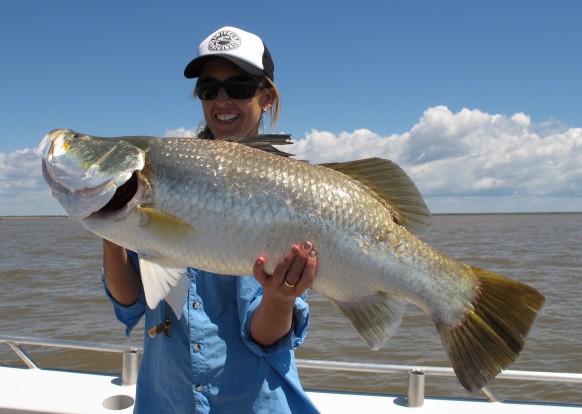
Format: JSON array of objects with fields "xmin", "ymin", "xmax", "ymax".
[
  {"xmin": 94, "ymin": 171, "xmax": 139, "ymax": 215},
  {"xmin": 39, "ymin": 129, "xmax": 146, "ymax": 220},
  {"xmin": 42, "ymin": 159, "xmax": 143, "ymax": 220}
]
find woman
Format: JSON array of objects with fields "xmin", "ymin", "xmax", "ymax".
[{"xmin": 102, "ymin": 26, "xmax": 320, "ymax": 413}]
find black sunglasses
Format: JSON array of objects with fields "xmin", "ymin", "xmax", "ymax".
[{"xmin": 195, "ymin": 76, "xmax": 264, "ymax": 100}]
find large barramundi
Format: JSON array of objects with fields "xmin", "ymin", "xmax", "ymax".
[{"xmin": 38, "ymin": 129, "xmax": 544, "ymax": 392}]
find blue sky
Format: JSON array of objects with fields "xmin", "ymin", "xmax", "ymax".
[{"xmin": 1, "ymin": 0, "xmax": 581, "ymax": 215}]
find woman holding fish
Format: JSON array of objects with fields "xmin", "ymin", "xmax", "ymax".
[{"xmin": 102, "ymin": 26, "xmax": 320, "ymax": 413}]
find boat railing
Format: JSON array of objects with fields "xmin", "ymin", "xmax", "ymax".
[{"xmin": 2, "ymin": 334, "xmax": 582, "ymax": 405}]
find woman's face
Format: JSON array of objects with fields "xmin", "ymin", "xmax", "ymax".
[{"xmin": 198, "ymin": 58, "xmax": 275, "ymax": 140}]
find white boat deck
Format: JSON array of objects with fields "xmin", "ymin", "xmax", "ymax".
[
  {"xmin": 0, "ymin": 366, "xmax": 136, "ymax": 414},
  {"xmin": 1, "ymin": 366, "xmax": 580, "ymax": 414},
  {"xmin": 1, "ymin": 335, "xmax": 581, "ymax": 414}
]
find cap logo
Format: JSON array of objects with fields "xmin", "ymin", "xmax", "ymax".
[{"xmin": 208, "ymin": 30, "xmax": 241, "ymax": 51}]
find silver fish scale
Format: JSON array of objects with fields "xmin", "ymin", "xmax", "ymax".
[
  {"xmin": 135, "ymin": 138, "xmax": 474, "ymax": 314},
  {"xmin": 75, "ymin": 135, "xmax": 476, "ymax": 321}
]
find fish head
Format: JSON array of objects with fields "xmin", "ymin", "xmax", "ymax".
[{"xmin": 38, "ymin": 129, "xmax": 146, "ymax": 220}]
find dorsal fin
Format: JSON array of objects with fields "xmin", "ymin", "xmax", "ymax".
[
  {"xmin": 225, "ymin": 134, "xmax": 294, "ymax": 157},
  {"xmin": 320, "ymin": 158, "xmax": 431, "ymax": 236}
]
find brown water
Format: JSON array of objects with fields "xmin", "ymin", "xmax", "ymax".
[{"xmin": 0, "ymin": 214, "xmax": 580, "ymax": 404}]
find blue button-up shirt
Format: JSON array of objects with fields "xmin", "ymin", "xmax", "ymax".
[{"xmin": 103, "ymin": 252, "xmax": 319, "ymax": 413}]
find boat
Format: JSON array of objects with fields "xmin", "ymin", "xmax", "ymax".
[{"xmin": 1, "ymin": 335, "xmax": 581, "ymax": 413}]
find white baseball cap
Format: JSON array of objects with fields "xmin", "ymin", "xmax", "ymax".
[{"xmin": 184, "ymin": 26, "xmax": 275, "ymax": 81}]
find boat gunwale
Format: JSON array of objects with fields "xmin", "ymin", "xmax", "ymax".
[{"xmin": 2, "ymin": 333, "xmax": 582, "ymax": 403}]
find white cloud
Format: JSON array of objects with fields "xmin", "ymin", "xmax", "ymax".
[
  {"xmin": 2, "ymin": 106, "xmax": 581, "ymax": 215},
  {"xmin": 164, "ymin": 127, "xmax": 198, "ymax": 138},
  {"xmin": 0, "ymin": 149, "xmax": 64, "ymax": 215},
  {"xmin": 290, "ymin": 106, "xmax": 582, "ymax": 211}
]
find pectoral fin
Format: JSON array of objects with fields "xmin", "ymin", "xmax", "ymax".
[
  {"xmin": 332, "ymin": 293, "xmax": 406, "ymax": 350},
  {"xmin": 139, "ymin": 258, "xmax": 190, "ymax": 319},
  {"xmin": 137, "ymin": 206, "xmax": 197, "ymax": 242}
]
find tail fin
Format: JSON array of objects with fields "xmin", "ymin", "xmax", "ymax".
[{"xmin": 437, "ymin": 266, "xmax": 545, "ymax": 392}]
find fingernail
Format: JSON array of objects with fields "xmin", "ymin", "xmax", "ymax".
[
  {"xmin": 291, "ymin": 245, "xmax": 300, "ymax": 254},
  {"xmin": 256, "ymin": 257, "xmax": 264, "ymax": 266},
  {"xmin": 303, "ymin": 241, "xmax": 312, "ymax": 250},
  {"xmin": 309, "ymin": 250, "xmax": 317, "ymax": 258}
]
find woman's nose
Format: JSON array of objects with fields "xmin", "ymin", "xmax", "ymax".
[{"xmin": 215, "ymin": 87, "xmax": 231, "ymax": 102}]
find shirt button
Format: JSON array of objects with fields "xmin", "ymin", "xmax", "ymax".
[
  {"xmin": 193, "ymin": 343, "xmax": 202, "ymax": 352},
  {"xmin": 192, "ymin": 301, "xmax": 200, "ymax": 309},
  {"xmin": 195, "ymin": 384, "xmax": 203, "ymax": 392}
]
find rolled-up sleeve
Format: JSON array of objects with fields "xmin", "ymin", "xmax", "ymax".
[{"xmin": 238, "ymin": 279, "xmax": 310, "ymax": 356}]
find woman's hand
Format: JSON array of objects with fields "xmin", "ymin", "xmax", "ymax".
[
  {"xmin": 253, "ymin": 241, "xmax": 318, "ymax": 300},
  {"xmin": 249, "ymin": 241, "xmax": 318, "ymax": 346}
]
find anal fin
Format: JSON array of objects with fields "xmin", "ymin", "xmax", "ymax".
[{"xmin": 333, "ymin": 293, "xmax": 406, "ymax": 350}]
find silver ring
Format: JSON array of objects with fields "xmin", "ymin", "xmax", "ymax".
[{"xmin": 284, "ymin": 279, "xmax": 296, "ymax": 288}]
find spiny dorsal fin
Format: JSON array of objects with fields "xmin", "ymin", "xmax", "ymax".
[
  {"xmin": 320, "ymin": 158, "xmax": 431, "ymax": 236},
  {"xmin": 226, "ymin": 134, "xmax": 294, "ymax": 157}
]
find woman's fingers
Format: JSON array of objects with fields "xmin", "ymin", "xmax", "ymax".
[
  {"xmin": 291, "ymin": 248, "xmax": 317, "ymax": 294},
  {"xmin": 253, "ymin": 241, "xmax": 318, "ymax": 296},
  {"xmin": 282, "ymin": 241, "xmax": 313, "ymax": 287}
]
